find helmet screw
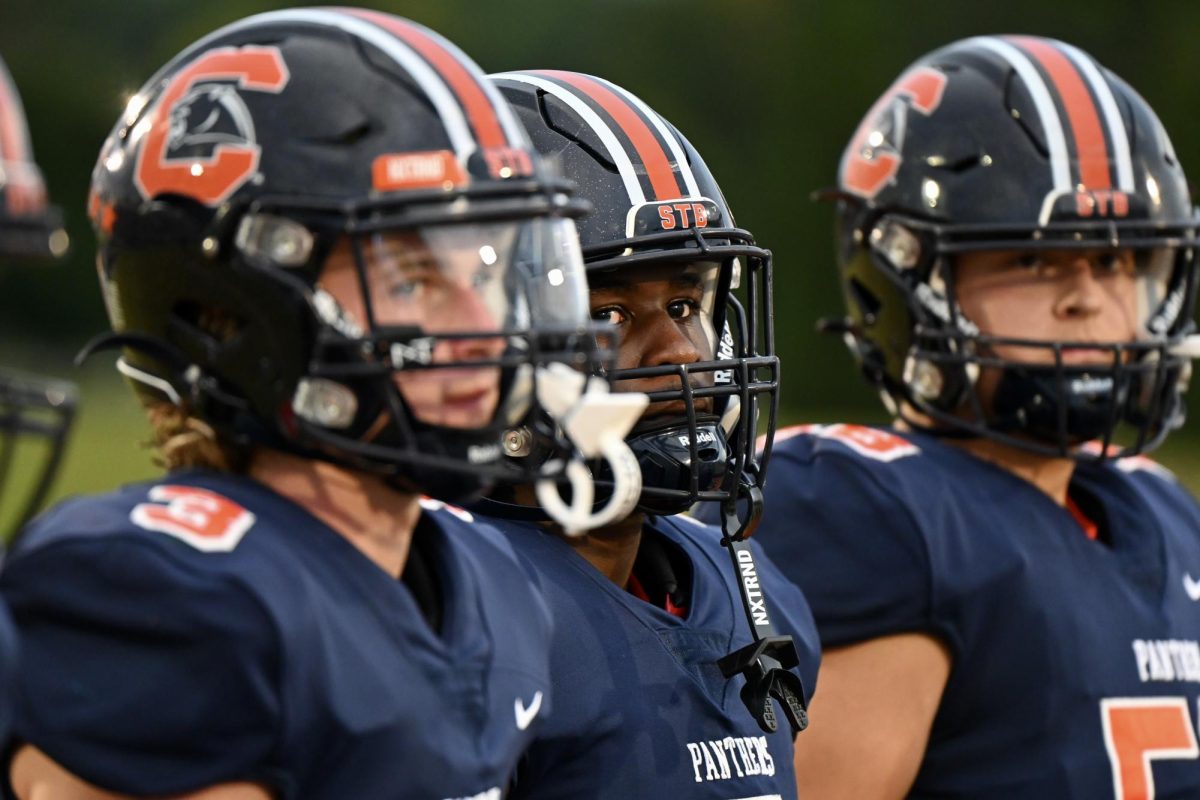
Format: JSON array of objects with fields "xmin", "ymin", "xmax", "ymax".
[
  {"xmin": 503, "ymin": 427, "xmax": 534, "ymax": 457},
  {"xmin": 201, "ymin": 236, "xmax": 220, "ymax": 258},
  {"xmin": 905, "ymin": 356, "xmax": 944, "ymax": 401}
]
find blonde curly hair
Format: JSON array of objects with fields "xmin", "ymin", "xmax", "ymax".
[
  {"xmin": 139, "ymin": 306, "xmax": 253, "ymax": 472},
  {"xmin": 145, "ymin": 402, "xmax": 250, "ymax": 473}
]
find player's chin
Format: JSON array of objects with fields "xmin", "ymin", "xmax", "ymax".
[{"xmin": 408, "ymin": 387, "xmax": 500, "ymax": 430}]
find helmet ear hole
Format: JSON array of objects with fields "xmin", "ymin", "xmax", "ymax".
[
  {"xmin": 172, "ymin": 302, "xmax": 245, "ymax": 346},
  {"xmin": 1002, "ymin": 69, "xmax": 1051, "ymax": 159}
]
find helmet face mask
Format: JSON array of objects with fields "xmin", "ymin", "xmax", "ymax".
[
  {"xmin": 0, "ymin": 54, "xmax": 73, "ymax": 537},
  {"xmin": 493, "ymin": 71, "xmax": 779, "ymax": 515},
  {"xmin": 833, "ymin": 35, "xmax": 1199, "ymax": 459},
  {"xmin": 0, "ymin": 55, "xmax": 68, "ymax": 262},
  {"xmin": 0, "ymin": 370, "xmax": 76, "ymax": 538},
  {"xmin": 293, "ymin": 215, "xmax": 599, "ymax": 485},
  {"xmin": 85, "ymin": 9, "xmax": 603, "ymax": 502}
]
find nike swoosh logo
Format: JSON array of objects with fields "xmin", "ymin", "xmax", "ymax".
[
  {"xmin": 1183, "ymin": 573, "xmax": 1200, "ymax": 602},
  {"xmin": 514, "ymin": 690, "xmax": 543, "ymax": 731}
]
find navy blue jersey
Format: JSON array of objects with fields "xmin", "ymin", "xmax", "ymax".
[
  {"xmin": 1, "ymin": 470, "xmax": 553, "ymax": 799},
  {"xmin": 0, "ymin": 600, "xmax": 16, "ymax": 745},
  {"xmin": 718, "ymin": 423, "xmax": 1200, "ymax": 799},
  {"xmin": 491, "ymin": 513, "xmax": 820, "ymax": 799}
]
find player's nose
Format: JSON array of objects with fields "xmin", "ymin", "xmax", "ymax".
[{"xmin": 1053, "ymin": 257, "xmax": 1105, "ymax": 318}]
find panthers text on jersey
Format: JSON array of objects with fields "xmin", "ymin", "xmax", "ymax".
[
  {"xmin": 712, "ymin": 423, "xmax": 1200, "ymax": 799},
  {"xmin": 0, "ymin": 469, "xmax": 553, "ymax": 799},
  {"xmin": 491, "ymin": 513, "xmax": 820, "ymax": 799}
]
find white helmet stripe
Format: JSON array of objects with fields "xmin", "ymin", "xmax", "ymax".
[
  {"xmin": 188, "ymin": 9, "xmax": 478, "ymax": 159},
  {"xmin": 971, "ymin": 37, "xmax": 1072, "ymax": 201},
  {"xmin": 479, "ymin": 74, "xmax": 530, "ymax": 148},
  {"xmin": 1060, "ymin": 42, "xmax": 1134, "ymax": 192},
  {"xmin": 492, "ymin": 71, "xmax": 646, "ymax": 205},
  {"xmin": 594, "ymin": 76, "xmax": 701, "ymax": 199},
  {"xmin": 413, "ymin": 31, "xmax": 527, "ymax": 147}
]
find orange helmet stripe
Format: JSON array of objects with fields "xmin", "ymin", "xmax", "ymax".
[
  {"xmin": 1011, "ymin": 36, "xmax": 1112, "ymax": 190},
  {"xmin": 345, "ymin": 9, "xmax": 510, "ymax": 150},
  {"xmin": 536, "ymin": 70, "xmax": 681, "ymax": 201}
]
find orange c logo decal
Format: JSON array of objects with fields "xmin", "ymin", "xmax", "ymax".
[
  {"xmin": 134, "ymin": 45, "xmax": 289, "ymax": 207},
  {"xmin": 840, "ymin": 66, "xmax": 947, "ymax": 200}
]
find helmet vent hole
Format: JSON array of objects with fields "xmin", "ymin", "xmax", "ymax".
[
  {"xmin": 325, "ymin": 121, "xmax": 373, "ymax": 147},
  {"xmin": 848, "ymin": 277, "xmax": 883, "ymax": 325},
  {"xmin": 1003, "ymin": 70, "xmax": 1051, "ymax": 160},
  {"xmin": 173, "ymin": 302, "xmax": 245, "ymax": 344},
  {"xmin": 933, "ymin": 154, "xmax": 990, "ymax": 174},
  {"xmin": 538, "ymin": 93, "xmax": 619, "ymax": 173}
]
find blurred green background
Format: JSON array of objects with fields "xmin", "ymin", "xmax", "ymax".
[{"xmin": 3, "ymin": 0, "xmax": 1200, "ymax": 520}]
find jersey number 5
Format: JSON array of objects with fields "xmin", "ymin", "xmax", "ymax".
[{"xmin": 1101, "ymin": 697, "xmax": 1199, "ymax": 800}]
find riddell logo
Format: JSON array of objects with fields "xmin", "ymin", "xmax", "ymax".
[
  {"xmin": 737, "ymin": 549, "xmax": 770, "ymax": 627},
  {"xmin": 676, "ymin": 429, "xmax": 717, "ymax": 447}
]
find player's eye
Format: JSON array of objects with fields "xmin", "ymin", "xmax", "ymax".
[
  {"xmin": 591, "ymin": 306, "xmax": 628, "ymax": 326},
  {"xmin": 388, "ymin": 277, "xmax": 424, "ymax": 300},
  {"xmin": 668, "ymin": 298, "xmax": 700, "ymax": 320},
  {"xmin": 471, "ymin": 264, "xmax": 500, "ymax": 289},
  {"xmin": 1014, "ymin": 253, "xmax": 1043, "ymax": 271},
  {"xmin": 1093, "ymin": 252, "xmax": 1123, "ymax": 273}
]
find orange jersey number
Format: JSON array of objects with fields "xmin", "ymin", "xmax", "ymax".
[{"xmin": 1101, "ymin": 697, "xmax": 1199, "ymax": 800}]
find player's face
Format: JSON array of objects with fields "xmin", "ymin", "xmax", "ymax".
[
  {"xmin": 589, "ymin": 261, "xmax": 719, "ymax": 422},
  {"xmin": 319, "ymin": 225, "xmax": 516, "ymax": 430},
  {"xmin": 954, "ymin": 247, "xmax": 1139, "ymax": 364}
]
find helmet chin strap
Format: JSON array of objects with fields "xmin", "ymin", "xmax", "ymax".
[{"xmin": 533, "ymin": 363, "xmax": 648, "ymax": 535}]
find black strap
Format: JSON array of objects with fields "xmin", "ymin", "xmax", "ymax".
[{"xmin": 716, "ymin": 482, "xmax": 809, "ymax": 735}]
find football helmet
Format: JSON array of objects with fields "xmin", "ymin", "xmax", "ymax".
[
  {"xmin": 492, "ymin": 70, "xmax": 778, "ymax": 515},
  {"xmin": 831, "ymin": 35, "xmax": 1199, "ymax": 458},
  {"xmin": 83, "ymin": 9, "xmax": 603, "ymax": 502},
  {"xmin": 0, "ymin": 54, "xmax": 67, "ymax": 261},
  {"xmin": 0, "ymin": 53, "xmax": 73, "ymax": 538}
]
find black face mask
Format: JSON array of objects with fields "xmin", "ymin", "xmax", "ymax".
[{"xmin": 0, "ymin": 369, "xmax": 77, "ymax": 540}]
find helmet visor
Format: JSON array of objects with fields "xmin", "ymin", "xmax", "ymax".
[
  {"xmin": 318, "ymin": 217, "xmax": 590, "ymax": 431},
  {"xmin": 946, "ymin": 246, "xmax": 1179, "ymax": 364}
]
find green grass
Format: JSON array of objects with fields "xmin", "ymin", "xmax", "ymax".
[
  {"xmin": 45, "ymin": 374, "xmax": 161, "ymax": 502},
  {"xmin": 24, "ymin": 365, "xmax": 160, "ymax": 521}
]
